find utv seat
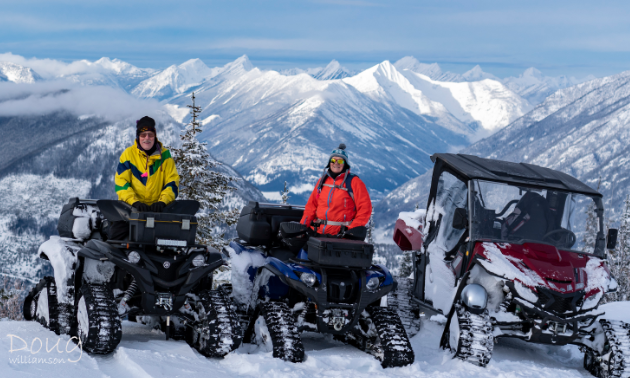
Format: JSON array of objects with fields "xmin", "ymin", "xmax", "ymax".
[{"xmin": 509, "ymin": 192, "xmax": 553, "ymax": 241}]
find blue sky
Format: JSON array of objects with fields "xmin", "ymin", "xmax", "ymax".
[{"xmin": 2, "ymin": 0, "xmax": 630, "ymax": 78}]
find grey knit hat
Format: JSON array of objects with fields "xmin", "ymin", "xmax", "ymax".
[{"xmin": 328, "ymin": 143, "xmax": 350, "ymax": 168}]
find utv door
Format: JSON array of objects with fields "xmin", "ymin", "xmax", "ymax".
[{"xmin": 414, "ymin": 170, "xmax": 468, "ymax": 309}]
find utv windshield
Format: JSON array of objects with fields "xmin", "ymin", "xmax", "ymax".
[{"xmin": 470, "ymin": 180, "xmax": 604, "ymax": 254}]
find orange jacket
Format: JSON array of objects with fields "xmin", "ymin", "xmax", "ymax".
[{"xmin": 300, "ymin": 171, "xmax": 372, "ymax": 235}]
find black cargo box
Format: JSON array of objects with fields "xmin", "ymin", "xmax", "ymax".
[
  {"xmin": 128, "ymin": 212, "xmax": 197, "ymax": 246},
  {"xmin": 307, "ymin": 237, "xmax": 374, "ymax": 268},
  {"xmin": 236, "ymin": 202, "xmax": 304, "ymax": 246}
]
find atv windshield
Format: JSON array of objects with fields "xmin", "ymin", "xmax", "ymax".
[{"xmin": 470, "ymin": 180, "xmax": 604, "ymax": 254}]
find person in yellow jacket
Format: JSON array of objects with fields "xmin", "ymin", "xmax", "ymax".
[{"xmin": 108, "ymin": 116, "xmax": 180, "ymax": 240}]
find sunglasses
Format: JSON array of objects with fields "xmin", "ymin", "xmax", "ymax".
[
  {"xmin": 330, "ymin": 158, "xmax": 345, "ymax": 164},
  {"xmin": 139, "ymin": 132, "xmax": 155, "ymax": 139}
]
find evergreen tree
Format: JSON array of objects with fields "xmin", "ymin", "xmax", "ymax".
[
  {"xmin": 170, "ymin": 92, "xmax": 239, "ymax": 249},
  {"xmin": 367, "ymin": 211, "xmax": 374, "ymax": 245},
  {"xmin": 280, "ymin": 181, "xmax": 290, "ymax": 204},
  {"xmin": 607, "ymin": 195, "xmax": 630, "ymax": 302}
]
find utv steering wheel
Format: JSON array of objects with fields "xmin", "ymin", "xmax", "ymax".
[{"xmin": 542, "ymin": 229, "xmax": 577, "ymax": 248}]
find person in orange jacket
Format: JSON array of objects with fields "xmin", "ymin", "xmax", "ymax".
[{"xmin": 300, "ymin": 144, "xmax": 372, "ymax": 237}]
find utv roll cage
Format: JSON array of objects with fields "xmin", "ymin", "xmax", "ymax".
[{"xmin": 427, "ymin": 153, "xmax": 607, "ymax": 257}]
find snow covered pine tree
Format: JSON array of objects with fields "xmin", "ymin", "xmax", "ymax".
[
  {"xmin": 170, "ymin": 92, "xmax": 239, "ymax": 250},
  {"xmin": 607, "ymin": 195, "xmax": 630, "ymax": 302},
  {"xmin": 280, "ymin": 181, "xmax": 290, "ymax": 204}
]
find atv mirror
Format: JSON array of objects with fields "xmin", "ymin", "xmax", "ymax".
[
  {"xmin": 452, "ymin": 207, "xmax": 468, "ymax": 230},
  {"xmin": 607, "ymin": 228, "xmax": 618, "ymax": 250}
]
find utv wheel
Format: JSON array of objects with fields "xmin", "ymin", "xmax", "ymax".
[
  {"xmin": 446, "ymin": 304, "xmax": 494, "ymax": 367},
  {"xmin": 255, "ymin": 302, "xmax": 304, "ymax": 363},
  {"xmin": 187, "ymin": 290, "xmax": 243, "ymax": 358},
  {"xmin": 76, "ymin": 284, "xmax": 122, "ymax": 354}
]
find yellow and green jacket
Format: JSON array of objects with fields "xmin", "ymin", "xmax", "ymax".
[{"xmin": 115, "ymin": 140, "xmax": 179, "ymax": 206}]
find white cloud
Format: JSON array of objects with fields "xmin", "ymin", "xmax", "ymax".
[{"xmin": 0, "ymin": 82, "xmax": 165, "ymax": 122}]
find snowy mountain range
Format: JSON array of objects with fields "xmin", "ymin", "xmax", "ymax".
[
  {"xmin": 280, "ymin": 60, "xmax": 355, "ymax": 80},
  {"xmin": 163, "ymin": 57, "xmax": 474, "ymax": 202},
  {"xmin": 0, "ymin": 84, "xmax": 264, "ymax": 283},
  {"xmin": 394, "ymin": 56, "xmax": 594, "ymax": 105},
  {"xmin": 0, "ymin": 53, "xmax": 595, "ymax": 206},
  {"xmin": 373, "ymin": 69, "xmax": 630, "ymax": 242}
]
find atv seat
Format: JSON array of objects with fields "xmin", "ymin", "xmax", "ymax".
[{"xmin": 267, "ymin": 247, "xmax": 298, "ymax": 262}]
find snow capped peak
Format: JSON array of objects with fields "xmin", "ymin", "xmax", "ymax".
[
  {"xmin": 230, "ymin": 55, "xmax": 254, "ymax": 71},
  {"xmin": 311, "ymin": 60, "xmax": 353, "ymax": 80},
  {"xmin": 502, "ymin": 67, "xmax": 593, "ymax": 105},
  {"xmin": 177, "ymin": 58, "xmax": 214, "ymax": 78},
  {"xmin": 462, "ymin": 65, "xmax": 498, "ymax": 81},
  {"xmin": 394, "ymin": 56, "xmax": 444, "ymax": 79},
  {"xmin": 93, "ymin": 57, "xmax": 145, "ymax": 75},
  {"xmin": 522, "ymin": 67, "xmax": 543, "ymax": 79},
  {"xmin": 0, "ymin": 61, "xmax": 41, "ymax": 83}
]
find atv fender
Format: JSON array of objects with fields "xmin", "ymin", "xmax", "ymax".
[{"xmin": 37, "ymin": 237, "xmax": 82, "ymax": 304}]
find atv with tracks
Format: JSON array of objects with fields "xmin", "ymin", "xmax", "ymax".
[
  {"xmin": 23, "ymin": 198, "xmax": 242, "ymax": 357},
  {"xmin": 227, "ymin": 201, "xmax": 414, "ymax": 368}
]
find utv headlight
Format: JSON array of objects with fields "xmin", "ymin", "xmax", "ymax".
[
  {"xmin": 461, "ymin": 284, "xmax": 488, "ymax": 313},
  {"xmin": 127, "ymin": 251, "xmax": 141, "ymax": 264},
  {"xmin": 366, "ymin": 277, "xmax": 380, "ymax": 291},
  {"xmin": 192, "ymin": 254, "xmax": 205, "ymax": 267},
  {"xmin": 301, "ymin": 273, "xmax": 317, "ymax": 287}
]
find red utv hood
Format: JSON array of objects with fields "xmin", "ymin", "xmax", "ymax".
[{"xmin": 474, "ymin": 242, "xmax": 611, "ymax": 301}]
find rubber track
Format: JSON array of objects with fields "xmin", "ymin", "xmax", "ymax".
[
  {"xmin": 452, "ymin": 305, "xmax": 494, "ymax": 367},
  {"xmin": 260, "ymin": 302, "xmax": 305, "ymax": 363},
  {"xmin": 599, "ymin": 320, "xmax": 630, "ymax": 378},
  {"xmin": 368, "ymin": 307, "xmax": 415, "ymax": 368},
  {"xmin": 194, "ymin": 290, "xmax": 243, "ymax": 358},
  {"xmin": 78, "ymin": 284, "xmax": 122, "ymax": 354},
  {"xmin": 389, "ymin": 278, "xmax": 422, "ymax": 337},
  {"xmin": 31, "ymin": 277, "xmax": 60, "ymax": 334},
  {"xmin": 218, "ymin": 284, "xmax": 250, "ymax": 339}
]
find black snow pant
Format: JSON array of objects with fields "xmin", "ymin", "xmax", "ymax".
[{"xmin": 108, "ymin": 221, "xmax": 129, "ymax": 241}]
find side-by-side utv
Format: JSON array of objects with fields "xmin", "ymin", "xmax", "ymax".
[
  {"xmin": 393, "ymin": 153, "xmax": 626, "ymax": 377},
  {"xmin": 23, "ymin": 198, "xmax": 242, "ymax": 356}
]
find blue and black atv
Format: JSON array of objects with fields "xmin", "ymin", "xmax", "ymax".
[{"xmin": 225, "ymin": 201, "xmax": 414, "ymax": 368}]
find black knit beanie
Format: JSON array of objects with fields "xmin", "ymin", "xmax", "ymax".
[{"xmin": 136, "ymin": 116, "xmax": 156, "ymax": 138}]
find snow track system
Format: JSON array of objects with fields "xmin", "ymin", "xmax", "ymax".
[
  {"xmin": 24, "ymin": 277, "xmax": 60, "ymax": 334},
  {"xmin": 187, "ymin": 289, "xmax": 243, "ymax": 358},
  {"xmin": 390, "ymin": 278, "xmax": 422, "ymax": 337},
  {"xmin": 448, "ymin": 304, "xmax": 494, "ymax": 367},
  {"xmin": 258, "ymin": 302, "xmax": 305, "ymax": 363},
  {"xmin": 584, "ymin": 320, "xmax": 630, "ymax": 378},
  {"xmin": 367, "ymin": 307, "xmax": 415, "ymax": 368},
  {"xmin": 76, "ymin": 283, "xmax": 122, "ymax": 354}
]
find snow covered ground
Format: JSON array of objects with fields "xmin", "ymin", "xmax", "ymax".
[{"xmin": 4, "ymin": 301, "xmax": 629, "ymax": 377}]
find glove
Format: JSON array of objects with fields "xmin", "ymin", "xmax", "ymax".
[
  {"xmin": 132, "ymin": 202, "xmax": 150, "ymax": 212},
  {"xmin": 150, "ymin": 202, "xmax": 166, "ymax": 213}
]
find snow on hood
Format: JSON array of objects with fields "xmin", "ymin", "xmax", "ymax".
[{"xmin": 477, "ymin": 242, "xmax": 546, "ymax": 290}]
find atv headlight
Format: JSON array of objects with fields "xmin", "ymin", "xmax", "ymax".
[
  {"xmin": 192, "ymin": 254, "xmax": 205, "ymax": 267},
  {"xmin": 366, "ymin": 277, "xmax": 380, "ymax": 291},
  {"xmin": 127, "ymin": 251, "xmax": 141, "ymax": 264},
  {"xmin": 301, "ymin": 273, "xmax": 317, "ymax": 287}
]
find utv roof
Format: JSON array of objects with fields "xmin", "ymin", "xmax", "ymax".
[{"xmin": 431, "ymin": 153, "xmax": 601, "ymax": 197}]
